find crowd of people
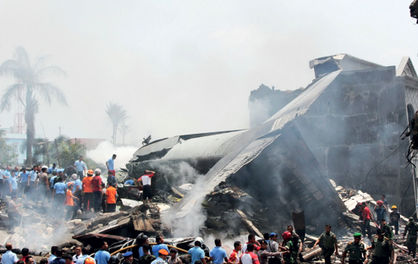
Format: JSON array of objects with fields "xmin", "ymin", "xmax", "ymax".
[
  {"xmin": 2, "ymin": 219, "xmax": 417, "ymax": 264},
  {"xmin": 0, "ymin": 155, "xmax": 119, "ymax": 225}
]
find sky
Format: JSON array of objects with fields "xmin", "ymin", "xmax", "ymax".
[{"xmin": 0, "ymin": 0, "xmax": 417, "ymax": 146}]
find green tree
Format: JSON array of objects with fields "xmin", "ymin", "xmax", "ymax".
[
  {"xmin": 0, "ymin": 47, "xmax": 67, "ymax": 166},
  {"xmin": 106, "ymin": 103, "xmax": 127, "ymax": 145},
  {"xmin": 0, "ymin": 130, "xmax": 18, "ymax": 165}
]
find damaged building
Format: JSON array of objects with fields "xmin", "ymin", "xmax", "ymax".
[{"xmin": 127, "ymin": 54, "xmax": 418, "ymax": 237}]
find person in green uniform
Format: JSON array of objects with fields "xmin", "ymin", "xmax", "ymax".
[
  {"xmin": 313, "ymin": 225, "xmax": 338, "ymax": 264},
  {"xmin": 281, "ymin": 231, "xmax": 294, "ymax": 264},
  {"xmin": 380, "ymin": 219, "xmax": 393, "ymax": 240},
  {"xmin": 403, "ymin": 217, "xmax": 418, "ymax": 258},
  {"xmin": 342, "ymin": 233, "xmax": 366, "ymax": 264},
  {"xmin": 365, "ymin": 229, "xmax": 394, "ymax": 264}
]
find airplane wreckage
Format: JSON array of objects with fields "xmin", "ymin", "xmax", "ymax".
[{"xmin": 2, "ymin": 54, "xmax": 418, "ymax": 263}]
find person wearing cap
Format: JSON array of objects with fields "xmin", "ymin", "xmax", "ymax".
[
  {"xmin": 167, "ymin": 248, "xmax": 182, "ymax": 264},
  {"xmin": 266, "ymin": 233, "xmax": 279, "ymax": 253},
  {"xmin": 152, "ymin": 236, "xmax": 169, "ymax": 258},
  {"xmin": 365, "ymin": 229, "xmax": 394, "ymax": 264},
  {"xmin": 92, "ymin": 169, "xmax": 103, "ymax": 212},
  {"xmin": 287, "ymin": 225, "xmax": 302, "ymax": 262},
  {"xmin": 83, "ymin": 257, "xmax": 95, "ymax": 264},
  {"xmin": 403, "ymin": 217, "xmax": 418, "ymax": 258},
  {"xmin": 82, "ymin": 170, "xmax": 94, "ymax": 211},
  {"xmin": 342, "ymin": 233, "xmax": 366, "ymax": 264},
  {"xmin": 94, "ymin": 241, "xmax": 110, "ymax": 264},
  {"xmin": 74, "ymin": 156, "xmax": 87, "ymax": 180},
  {"xmin": 313, "ymin": 225, "xmax": 338, "ymax": 264},
  {"xmin": 188, "ymin": 240, "xmax": 206, "ymax": 264},
  {"xmin": 121, "ymin": 252, "xmax": 134, "ymax": 264},
  {"xmin": 389, "ymin": 205, "xmax": 400, "ymax": 235},
  {"xmin": 281, "ymin": 231, "xmax": 294, "ymax": 264},
  {"xmin": 209, "ymin": 239, "xmax": 227, "ymax": 264},
  {"xmin": 150, "ymin": 249, "xmax": 168, "ymax": 264}
]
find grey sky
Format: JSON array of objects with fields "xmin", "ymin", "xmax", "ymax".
[{"xmin": 0, "ymin": 0, "xmax": 417, "ymax": 144}]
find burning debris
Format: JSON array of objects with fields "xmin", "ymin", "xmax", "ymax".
[{"xmin": 1, "ymin": 54, "xmax": 418, "ymax": 264}]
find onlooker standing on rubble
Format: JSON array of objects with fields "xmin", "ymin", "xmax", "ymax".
[
  {"xmin": 106, "ymin": 154, "xmax": 117, "ymax": 177},
  {"xmin": 313, "ymin": 224, "xmax": 338, "ymax": 264},
  {"xmin": 65, "ymin": 182, "xmax": 79, "ymax": 219},
  {"xmin": 8, "ymin": 171, "xmax": 18, "ymax": 198},
  {"xmin": 82, "ymin": 170, "xmax": 94, "ymax": 211},
  {"xmin": 19, "ymin": 168, "xmax": 29, "ymax": 195},
  {"xmin": 361, "ymin": 203, "xmax": 372, "ymax": 240},
  {"xmin": 94, "ymin": 241, "xmax": 110, "ymax": 264},
  {"xmin": 92, "ymin": 169, "xmax": 103, "ymax": 212},
  {"xmin": 138, "ymin": 170, "xmax": 156, "ymax": 202},
  {"xmin": 374, "ymin": 200, "xmax": 387, "ymax": 223},
  {"xmin": 39, "ymin": 166, "xmax": 50, "ymax": 198},
  {"xmin": 74, "ymin": 156, "xmax": 87, "ymax": 180},
  {"xmin": 389, "ymin": 205, "xmax": 400, "ymax": 235},
  {"xmin": 404, "ymin": 217, "xmax": 418, "ymax": 258},
  {"xmin": 105, "ymin": 183, "xmax": 117, "ymax": 212},
  {"xmin": 209, "ymin": 239, "xmax": 228, "ymax": 264},
  {"xmin": 341, "ymin": 233, "xmax": 366, "ymax": 264},
  {"xmin": 1, "ymin": 243, "xmax": 18, "ymax": 264},
  {"xmin": 53, "ymin": 177, "xmax": 67, "ymax": 208}
]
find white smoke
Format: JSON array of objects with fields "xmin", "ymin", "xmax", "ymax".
[{"xmin": 87, "ymin": 141, "xmax": 137, "ymax": 169}]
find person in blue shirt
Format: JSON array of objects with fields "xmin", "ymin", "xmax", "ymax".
[
  {"xmin": 152, "ymin": 236, "xmax": 169, "ymax": 258},
  {"xmin": 74, "ymin": 157, "xmax": 87, "ymax": 180},
  {"xmin": 209, "ymin": 239, "xmax": 227, "ymax": 264},
  {"xmin": 2, "ymin": 243, "xmax": 18, "ymax": 264},
  {"xmin": 53, "ymin": 177, "xmax": 67, "ymax": 210},
  {"xmin": 94, "ymin": 241, "xmax": 110, "ymax": 264},
  {"xmin": 19, "ymin": 168, "xmax": 29, "ymax": 194},
  {"xmin": 188, "ymin": 240, "xmax": 206, "ymax": 264},
  {"xmin": 8, "ymin": 172, "xmax": 18, "ymax": 198},
  {"xmin": 106, "ymin": 154, "xmax": 117, "ymax": 174}
]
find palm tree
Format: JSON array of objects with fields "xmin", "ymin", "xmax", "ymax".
[
  {"xmin": 0, "ymin": 47, "xmax": 67, "ymax": 166},
  {"xmin": 106, "ymin": 103, "xmax": 127, "ymax": 145}
]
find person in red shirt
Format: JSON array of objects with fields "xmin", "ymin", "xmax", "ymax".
[
  {"xmin": 361, "ymin": 203, "xmax": 372, "ymax": 239},
  {"xmin": 241, "ymin": 244, "xmax": 260, "ymax": 264},
  {"xmin": 92, "ymin": 169, "xmax": 103, "ymax": 212},
  {"xmin": 228, "ymin": 241, "xmax": 242, "ymax": 264},
  {"xmin": 105, "ymin": 183, "xmax": 118, "ymax": 212},
  {"xmin": 82, "ymin": 169, "xmax": 94, "ymax": 211}
]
